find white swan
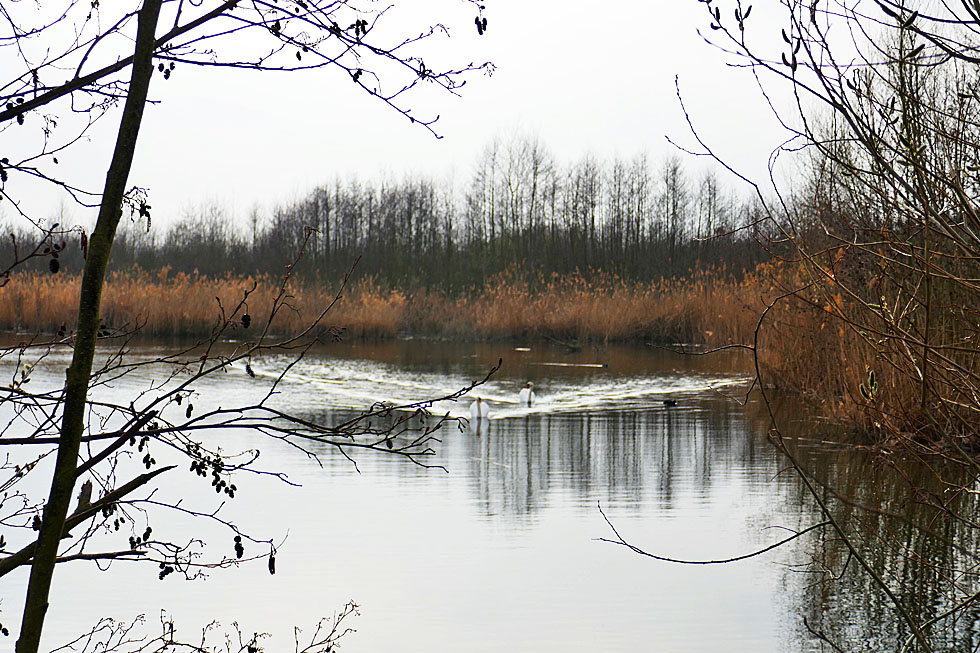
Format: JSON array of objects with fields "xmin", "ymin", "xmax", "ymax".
[
  {"xmin": 470, "ymin": 396, "xmax": 490, "ymax": 419},
  {"xmin": 519, "ymin": 382, "xmax": 534, "ymax": 406}
]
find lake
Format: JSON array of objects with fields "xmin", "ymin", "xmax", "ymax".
[{"xmin": 2, "ymin": 338, "xmax": 979, "ymax": 651}]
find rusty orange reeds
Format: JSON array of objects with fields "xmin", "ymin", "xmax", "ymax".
[
  {"xmin": 0, "ymin": 265, "xmax": 764, "ymax": 347},
  {"xmin": 0, "ymin": 261, "xmax": 947, "ymax": 440}
]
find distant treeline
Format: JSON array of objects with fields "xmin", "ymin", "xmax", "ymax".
[{"xmin": 2, "ymin": 137, "xmax": 769, "ymax": 290}]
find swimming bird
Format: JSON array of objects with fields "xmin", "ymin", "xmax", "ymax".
[
  {"xmin": 519, "ymin": 381, "xmax": 535, "ymax": 406},
  {"xmin": 662, "ymin": 398, "xmax": 677, "ymax": 407},
  {"xmin": 470, "ymin": 396, "xmax": 490, "ymax": 419}
]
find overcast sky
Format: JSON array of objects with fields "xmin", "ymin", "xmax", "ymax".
[{"xmin": 9, "ymin": 1, "xmax": 796, "ymax": 230}]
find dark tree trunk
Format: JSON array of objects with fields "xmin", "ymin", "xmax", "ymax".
[{"xmin": 16, "ymin": 3, "xmax": 163, "ymax": 651}]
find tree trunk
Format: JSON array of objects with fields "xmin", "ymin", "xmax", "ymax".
[{"xmin": 16, "ymin": 2, "xmax": 163, "ymax": 651}]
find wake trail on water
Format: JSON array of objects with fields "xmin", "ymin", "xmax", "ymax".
[{"xmin": 258, "ymin": 356, "xmax": 753, "ymax": 420}]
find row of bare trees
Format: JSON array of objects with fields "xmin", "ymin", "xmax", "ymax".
[{"xmin": 2, "ymin": 141, "xmax": 769, "ymax": 288}]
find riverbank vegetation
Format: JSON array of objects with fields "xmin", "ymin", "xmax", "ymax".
[
  {"xmin": 0, "ymin": 264, "xmax": 764, "ymax": 343},
  {"xmin": 1, "ymin": 145, "xmax": 773, "ymax": 341},
  {"xmin": 2, "ymin": 132, "xmax": 969, "ymax": 444},
  {"xmin": 683, "ymin": 4, "xmax": 980, "ymax": 650}
]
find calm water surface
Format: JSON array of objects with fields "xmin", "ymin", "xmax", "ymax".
[{"xmin": 3, "ymin": 339, "xmax": 974, "ymax": 651}]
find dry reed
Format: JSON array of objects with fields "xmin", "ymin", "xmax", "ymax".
[
  {"xmin": 0, "ymin": 265, "xmax": 763, "ymax": 345},
  {"xmin": 0, "ymin": 262, "xmax": 923, "ymax": 436}
]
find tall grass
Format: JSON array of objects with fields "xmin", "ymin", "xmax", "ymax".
[
  {"xmin": 748, "ymin": 258, "xmax": 931, "ymax": 439},
  {"xmin": 415, "ymin": 266, "xmax": 763, "ymax": 344},
  {"xmin": 1, "ymin": 261, "xmax": 931, "ymax": 437},
  {"xmin": 0, "ymin": 265, "xmax": 764, "ymax": 345}
]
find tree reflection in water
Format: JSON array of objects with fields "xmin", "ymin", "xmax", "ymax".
[{"xmin": 305, "ymin": 395, "xmax": 980, "ymax": 651}]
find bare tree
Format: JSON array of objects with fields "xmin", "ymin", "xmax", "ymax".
[
  {"xmin": 0, "ymin": 2, "xmax": 493, "ymax": 651},
  {"xmin": 672, "ymin": 1, "xmax": 980, "ymax": 650},
  {"xmin": 659, "ymin": 155, "xmax": 689, "ymax": 260}
]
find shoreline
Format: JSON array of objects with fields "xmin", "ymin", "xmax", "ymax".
[
  {"xmin": 0, "ymin": 268, "xmax": 763, "ymax": 345},
  {"xmin": 0, "ymin": 264, "xmax": 939, "ymax": 443}
]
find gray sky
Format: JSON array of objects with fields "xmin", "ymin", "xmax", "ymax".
[{"xmin": 10, "ymin": 1, "xmax": 795, "ymax": 229}]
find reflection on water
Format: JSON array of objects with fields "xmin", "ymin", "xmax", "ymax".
[
  {"xmin": 285, "ymin": 396, "xmax": 797, "ymax": 652},
  {"xmin": 333, "ymin": 403, "xmax": 773, "ymax": 520},
  {"xmin": 3, "ymin": 338, "xmax": 979, "ymax": 651},
  {"xmin": 782, "ymin": 441, "xmax": 980, "ymax": 652}
]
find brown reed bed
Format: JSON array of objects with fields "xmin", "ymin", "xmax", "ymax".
[
  {"xmin": 404, "ymin": 267, "xmax": 765, "ymax": 346},
  {"xmin": 0, "ymin": 261, "xmax": 935, "ymax": 440},
  {"xmin": 746, "ymin": 258, "xmax": 937, "ymax": 441},
  {"xmin": 0, "ymin": 265, "xmax": 766, "ymax": 345}
]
